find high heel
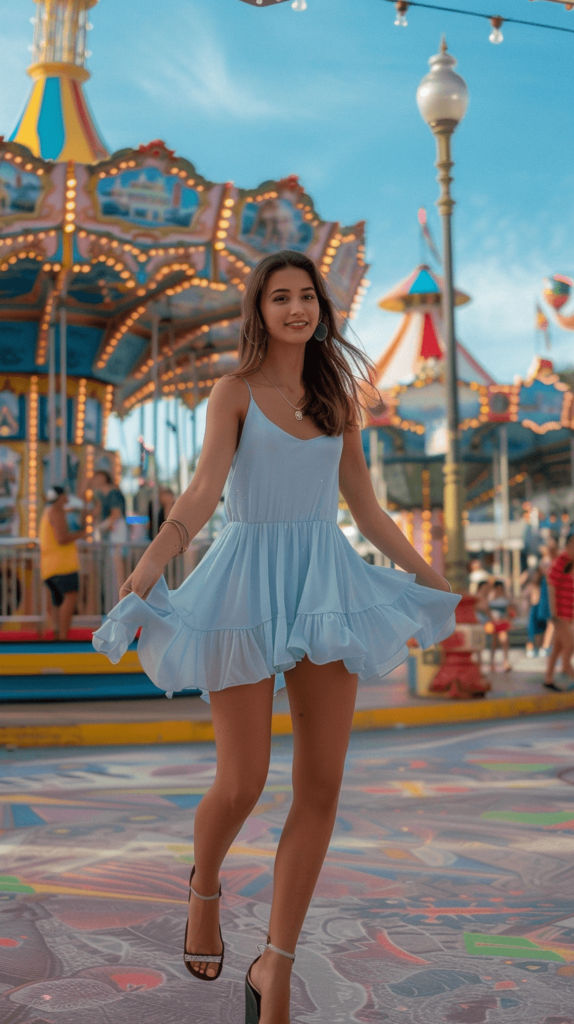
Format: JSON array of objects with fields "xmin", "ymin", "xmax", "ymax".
[
  {"xmin": 244, "ymin": 938, "xmax": 296, "ymax": 1023},
  {"xmin": 183, "ymin": 866, "xmax": 224, "ymax": 981},
  {"xmin": 245, "ymin": 966, "xmax": 261, "ymax": 1024}
]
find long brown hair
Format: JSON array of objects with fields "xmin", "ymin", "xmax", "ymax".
[{"xmin": 236, "ymin": 250, "xmax": 375, "ymax": 436}]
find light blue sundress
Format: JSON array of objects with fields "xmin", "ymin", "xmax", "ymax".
[{"xmin": 93, "ymin": 382, "xmax": 460, "ymax": 697}]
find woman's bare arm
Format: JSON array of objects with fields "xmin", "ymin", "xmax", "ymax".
[
  {"xmin": 120, "ymin": 376, "xmax": 248, "ymax": 599},
  {"xmin": 339, "ymin": 424, "xmax": 451, "ymax": 592}
]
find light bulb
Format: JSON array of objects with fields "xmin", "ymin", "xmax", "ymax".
[
  {"xmin": 489, "ymin": 18, "xmax": 504, "ymax": 44},
  {"xmin": 292, "ymin": 0, "xmax": 307, "ymax": 8},
  {"xmin": 394, "ymin": 2, "xmax": 409, "ymax": 27}
]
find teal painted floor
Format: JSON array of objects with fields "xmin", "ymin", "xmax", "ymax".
[{"xmin": 1, "ymin": 713, "xmax": 574, "ymax": 1022}]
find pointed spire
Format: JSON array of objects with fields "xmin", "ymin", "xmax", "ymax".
[
  {"xmin": 372, "ymin": 263, "xmax": 494, "ymax": 389},
  {"xmin": 378, "ymin": 264, "xmax": 470, "ymax": 313},
  {"xmin": 10, "ymin": 0, "xmax": 108, "ymax": 163}
]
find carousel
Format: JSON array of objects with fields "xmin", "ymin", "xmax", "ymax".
[
  {"xmin": 0, "ymin": 0, "xmax": 368, "ymax": 541},
  {"xmin": 363, "ymin": 262, "xmax": 574, "ymax": 579}
]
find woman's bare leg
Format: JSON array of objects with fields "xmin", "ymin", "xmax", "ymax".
[
  {"xmin": 187, "ymin": 677, "xmax": 274, "ymax": 976},
  {"xmin": 250, "ymin": 657, "xmax": 358, "ymax": 1023}
]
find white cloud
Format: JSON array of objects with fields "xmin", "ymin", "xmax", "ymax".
[
  {"xmin": 138, "ymin": 34, "xmax": 277, "ymax": 121},
  {"xmin": 128, "ymin": 4, "xmax": 389, "ymax": 127},
  {"xmin": 455, "ymin": 207, "xmax": 574, "ymax": 380}
]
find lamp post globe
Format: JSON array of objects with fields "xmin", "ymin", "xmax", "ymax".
[
  {"xmin": 417, "ymin": 39, "xmax": 469, "ymax": 595},
  {"xmin": 416, "ymin": 38, "xmax": 469, "ymax": 128}
]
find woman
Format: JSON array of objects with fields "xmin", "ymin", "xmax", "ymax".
[{"xmin": 94, "ymin": 250, "xmax": 458, "ymax": 1024}]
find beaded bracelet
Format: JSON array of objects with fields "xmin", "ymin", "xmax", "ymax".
[{"xmin": 158, "ymin": 518, "xmax": 190, "ymax": 554}]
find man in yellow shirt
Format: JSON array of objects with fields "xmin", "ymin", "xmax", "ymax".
[{"xmin": 39, "ymin": 487, "xmax": 86, "ymax": 640}]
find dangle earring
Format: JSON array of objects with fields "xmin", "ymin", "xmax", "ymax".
[
  {"xmin": 243, "ymin": 316, "xmax": 257, "ymax": 346},
  {"xmin": 314, "ymin": 318, "xmax": 328, "ymax": 342}
]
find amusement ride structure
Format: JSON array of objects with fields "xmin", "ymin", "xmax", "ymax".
[
  {"xmin": 0, "ymin": 0, "xmax": 367, "ymax": 540},
  {"xmin": 364, "ymin": 261, "xmax": 574, "ymax": 577}
]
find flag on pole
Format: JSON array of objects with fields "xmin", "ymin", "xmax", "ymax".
[
  {"xmin": 536, "ymin": 304, "xmax": 551, "ymax": 351},
  {"xmin": 418, "ymin": 207, "xmax": 441, "ymax": 264}
]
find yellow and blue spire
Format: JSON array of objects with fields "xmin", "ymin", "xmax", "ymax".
[{"xmin": 10, "ymin": 0, "xmax": 108, "ymax": 164}]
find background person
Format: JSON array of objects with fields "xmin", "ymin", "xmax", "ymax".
[
  {"xmin": 539, "ymin": 537, "xmax": 558, "ymax": 657},
  {"xmin": 523, "ymin": 567, "xmax": 548, "ymax": 658},
  {"xmin": 91, "ymin": 469, "xmax": 128, "ymax": 596},
  {"xmin": 92, "ymin": 470, "xmax": 127, "ymax": 542},
  {"xmin": 40, "ymin": 487, "xmax": 86, "ymax": 640},
  {"xmin": 545, "ymin": 530, "xmax": 574, "ymax": 691},
  {"xmin": 474, "ymin": 579, "xmax": 492, "ymax": 626},
  {"xmin": 488, "ymin": 580, "xmax": 514, "ymax": 673},
  {"xmin": 468, "ymin": 559, "xmax": 489, "ymax": 595},
  {"xmin": 148, "ymin": 485, "xmax": 176, "ymax": 538}
]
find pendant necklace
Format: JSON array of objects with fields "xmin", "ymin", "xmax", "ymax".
[{"xmin": 258, "ymin": 367, "xmax": 304, "ymax": 420}]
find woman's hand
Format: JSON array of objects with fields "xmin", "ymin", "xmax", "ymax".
[
  {"xmin": 414, "ymin": 567, "xmax": 452, "ymax": 593},
  {"xmin": 119, "ymin": 553, "xmax": 164, "ymax": 601}
]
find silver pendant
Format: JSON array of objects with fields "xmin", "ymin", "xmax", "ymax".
[{"xmin": 295, "ymin": 410, "xmax": 303, "ymax": 420}]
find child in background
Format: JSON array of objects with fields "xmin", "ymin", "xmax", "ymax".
[
  {"xmin": 523, "ymin": 568, "xmax": 548, "ymax": 658},
  {"xmin": 488, "ymin": 580, "xmax": 514, "ymax": 673}
]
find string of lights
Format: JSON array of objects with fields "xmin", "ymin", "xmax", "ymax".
[
  {"xmin": 275, "ymin": 0, "xmax": 574, "ymax": 37},
  {"xmin": 382, "ymin": 0, "xmax": 574, "ymax": 39}
]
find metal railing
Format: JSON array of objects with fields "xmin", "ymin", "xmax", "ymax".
[{"xmin": 0, "ymin": 537, "xmax": 211, "ymax": 627}]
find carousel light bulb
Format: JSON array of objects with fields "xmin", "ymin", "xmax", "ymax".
[
  {"xmin": 489, "ymin": 17, "xmax": 504, "ymax": 44},
  {"xmin": 292, "ymin": 0, "xmax": 307, "ymax": 9}
]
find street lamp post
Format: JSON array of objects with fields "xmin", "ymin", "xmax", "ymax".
[{"xmin": 417, "ymin": 38, "xmax": 469, "ymax": 594}]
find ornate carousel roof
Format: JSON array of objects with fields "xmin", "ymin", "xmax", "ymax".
[{"xmin": 0, "ymin": 0, "xmax": 368, "ymax": 415}]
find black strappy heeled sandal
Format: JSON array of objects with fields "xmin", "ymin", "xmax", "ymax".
[
  {"xmin": 245, "ymin": 937, "xmax": 296, "ymax": 1023},
  {"xmin": 183, "ymin": 866, "xmax": 224, "ymax": 981}
]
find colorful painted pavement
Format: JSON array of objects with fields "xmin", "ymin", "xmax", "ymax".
[{"xmin": 1, "ymin": 714, "xmax": 574, "ymax": 1023}]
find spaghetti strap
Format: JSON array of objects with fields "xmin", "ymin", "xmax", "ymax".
[{"xmin": 241, "ymin": 377, "xmax": 252, "ymax": 397}]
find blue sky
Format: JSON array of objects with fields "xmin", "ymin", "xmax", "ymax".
[{"xmin": 0, "ymin": 0, "xmax": 572, "ymax": 466}]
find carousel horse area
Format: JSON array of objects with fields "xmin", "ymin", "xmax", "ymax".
[{"xmin": 1, "ymin": 712, "xmax": 573, "ymax": 1024}]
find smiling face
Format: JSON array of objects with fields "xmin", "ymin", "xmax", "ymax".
[{"xmin": 259, "ymin": 266, "xmax": 321, "ymax": 348}]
